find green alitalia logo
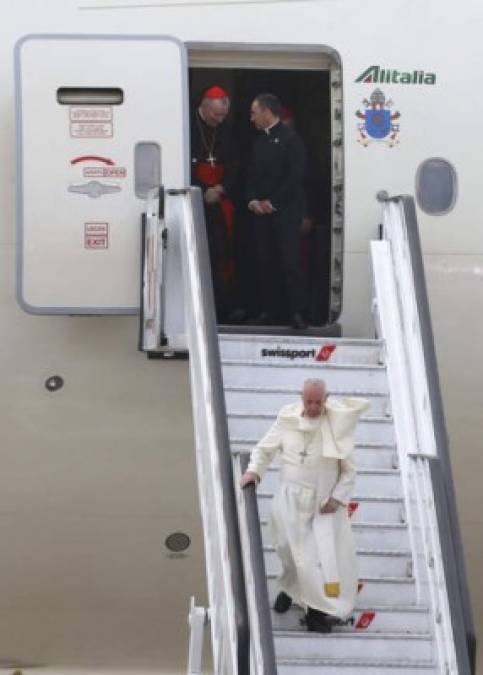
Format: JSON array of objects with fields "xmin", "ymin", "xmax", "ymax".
[{"xmin": 356, "ymin": 65, "xmax": 436, "ymax": 85}]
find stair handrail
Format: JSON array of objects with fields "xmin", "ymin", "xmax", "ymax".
[
  {"xmin": 234, "ymin": 451, "xmax": 278, "ymax": 675},
  {"xmin": 173, "ymin": 188, "xmax": 249, "ymax": 674},
  {"xmin": 375, "ymin": 194, "xmax": 475, "ymax": 675},
  {"xmin": 371, "ymin": 233, "xmax": 457, "ymax": 673}
]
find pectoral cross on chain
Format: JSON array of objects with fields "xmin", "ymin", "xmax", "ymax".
[
  {"xmin": 300, "ymin": 429, "xmax": 317, "ymax": 464},
  {"xmin": 207, "ymin": 153, "xmax": 216, "ymax": 167}
]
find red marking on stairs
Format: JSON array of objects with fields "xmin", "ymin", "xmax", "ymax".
[
  {"xmin": 348, "ymin": 501, "xmax": 359, "ymax": 517},
  {"xmin": 355, "ymin": 611, "xmax": 376, "ymax": 629},
  {"xmin": 315, "ymin": 344, "xmax": 336, "ymax": 362}
]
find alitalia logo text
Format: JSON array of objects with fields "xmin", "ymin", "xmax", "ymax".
[{"xmin": 356, "ymin": 65, "xmax": 436, "ymax": 85}]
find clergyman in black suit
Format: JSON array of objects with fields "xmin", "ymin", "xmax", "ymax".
[{"xmin": 246, "ymin": 92, "xmax": 307, "ymax": 329}]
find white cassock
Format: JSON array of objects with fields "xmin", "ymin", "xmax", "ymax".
[{"xmin": 247, "ymin": 397, "xmax": 370, "ymax": 619}]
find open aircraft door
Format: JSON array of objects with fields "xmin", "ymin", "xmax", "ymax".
[{"xmin": 15, "ymin": 34, "xmax": 189, "ymax": 352}]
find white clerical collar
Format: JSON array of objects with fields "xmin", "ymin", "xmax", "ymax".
[
  {"xmin": 264, "ymin": 118, "xmax": 280, "ymax": 134},
  {"xmin": 299, "ymin": 414, "xmax": 322, "ymax": 432}
]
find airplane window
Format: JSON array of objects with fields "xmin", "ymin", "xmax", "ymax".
[{"xmin": 416, "ymin": 158, "xmax": 457, "ymax": 215}]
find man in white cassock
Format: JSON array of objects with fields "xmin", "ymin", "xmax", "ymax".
[{"xmin": 240, "ymin": 378, "xmax": 369, "ymax": 632}]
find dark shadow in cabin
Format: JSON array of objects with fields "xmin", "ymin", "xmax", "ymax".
[{"xmin": 189, "ymin": 66, "xmax": 336, "ymax": 333}]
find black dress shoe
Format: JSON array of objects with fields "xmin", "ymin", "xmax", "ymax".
[
  {"xmin": 306, "ymin": 607, "xmax": 333, "ymax": 633},
  {"xmin": 291, "ymin": 312, "xmax": 307, "ymax": 330},
  {"xmin": 273, "ymin": 591, "xmax": 293, "ymax": 613},
  {"xmin": 227, "ymin": 308, "xmax": 247, "ymax": 324},
  {"xmin": 250, "ymin": 311, "xmax": 270, "ymax": 326}
]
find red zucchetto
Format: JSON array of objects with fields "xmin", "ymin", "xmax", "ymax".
[{"xmin": 202, "ymin": 85, "xmax": 229, "ymax": 100}]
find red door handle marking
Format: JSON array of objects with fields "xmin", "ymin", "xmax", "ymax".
[{"xmin": 71, "ymin": 155, "xmax": 115, "ymax": 165}]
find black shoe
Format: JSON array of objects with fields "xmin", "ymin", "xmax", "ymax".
[
  {"xmin": 227, "ymin": 308, "xmax": 247, "ymax": 324},
  {"xmin": 291, "ymin": 312, "xmax": 307, "ymax": 330},
  {"xmin": 250, "ymin": 311, "xmax": 270, "ymax": 326},
  {"xmin": 274, "ymin": 591, "xmax": 293, "ymax": 614},
  {"xmin": 306, "ymin": 607, "xmax": 333, "ymax": 633}
]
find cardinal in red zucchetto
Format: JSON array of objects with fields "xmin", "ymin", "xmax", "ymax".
[{"xmin": 190, "ymin": 85, "xmax": 239, "ymax": 322}]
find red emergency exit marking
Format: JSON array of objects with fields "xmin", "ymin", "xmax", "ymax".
[
  {"xmin": 315, "ymin": 344, "xmax": 336, "ymax": 362},
  {"xmin": 85, "ymin": 222, "xmax": 109, "ymax": 250},
  {"xmin": 83, "ymin": 166, "xmax": 126, "ymax": 178},
  {"xmin": 348, "ymin": 501, "xmax": 359, "ymax": 518},
  {"xmin": 355, "ymin": 611, "xmax": 376, "ymax": 630},
  {"xmin": 70, "ymin": 106, "xmax": 112, "ymax": 122},
  {"xmin": 71, "ymin": 123, "xmax": 113, "ymax": 138}
]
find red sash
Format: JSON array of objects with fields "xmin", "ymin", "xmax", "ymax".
[
  {"xmin": 195, "ymin": 161, "xmax": 224, "ymax": 186},
  {"xmin": 195, "ymin": 162, "xmax": 235, "ymax": 239}
]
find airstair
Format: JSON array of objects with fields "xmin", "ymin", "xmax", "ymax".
[
  {"xmin": 155, "ymin": 189, "xmax": 474, "ymax": 675},
  {"xmin": 222, "ymin": 334, "xmax": 435, "ymax": 674}
]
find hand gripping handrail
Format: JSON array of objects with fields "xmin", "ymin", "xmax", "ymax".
[
  {"xmin": 377, "ymin": 193, "xmax": 475, "ymax": 675},
  {"xmin": 173, "ymin": 188, "xmax": 249, "ymax": 674}
]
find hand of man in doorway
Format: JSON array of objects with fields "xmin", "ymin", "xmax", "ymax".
[
  {"xmin": 204, "ymin": 186, "xmax": 223, "ymax": 205},
  {"xmin": 260, "ymin": 199, "xmax": 275, "ymax": 214},
  {"xmin": 301, "ymin": 216, "xmax": 314, "ymax": 235},
  {"xmin": 248, "ymin": 199, "xmax": 275, "ymax": 215},
  {"xmin": 320, "ymin": 497, "xmax": 343, "ymax": 514}
]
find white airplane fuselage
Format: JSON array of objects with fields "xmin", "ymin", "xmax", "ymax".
[{"xmin": 1, "ymin": 0, "xmax": 482, "ymax": 671}]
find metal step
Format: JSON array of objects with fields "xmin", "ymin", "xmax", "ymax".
[
  {"xmin": 224, "ymin": 385, "xmax": 391, "ymax": 417},
  {"xmin": 233, "ymin": 442, "xmax": 398, "ymax": 469},
  {"xmin": 276, "ymin": 656, "xmax": 437, "ymax": 675},
  {"xmin": 218, "ymin": 335, "xmax": 385, "ymax": 365},
  {"xmin": 221, "ymin": 360, "xmax": 388, "ymax": 392},
  {"xmin": 354, "ymin": 446, "xmax": 398, "ymax": 469},
  {"xmin": 258, "ymin": 467, "xmax": 402, "ymax": 499},
  {"xmin": 352, "ymin": 523, "xmax": 409, "ymax": 549},
  {"xmin": 261, "ymin": 520, "xmax": 409, "ymax": 550},
  {"xmin": 273, "ymin": 630, "xmax": 434, "ymax": 660},
  {"xmin": 256, "ymin": 494, "xmax": 406, "ymax": 524},
  {"xmin": 264, "ymin": 546, "xmax": 412, "ymax": 577},
  {"xmin": 271, "ymin": 604, "xmax": 431, "ymax": 633},
  {"xmin": 227, "ymin": 413, "xmax": 395, "ymax": 444},
  {"xmin": 267, "ymin": 575, "xmax": 417, "ymax": 605}
]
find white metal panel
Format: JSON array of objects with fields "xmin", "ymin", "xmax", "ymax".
[
  {"xmin": 163, "ymin": 191, "xmax": 188, "ymax": 349},
  {"xmin": 16, "ymin": 34, "xmax": 188, "ymax": 313}
]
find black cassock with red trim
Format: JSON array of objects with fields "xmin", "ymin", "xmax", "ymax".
[{"xmin": 190, "ymin": 86, "xmax": 238, "ymax": 320}]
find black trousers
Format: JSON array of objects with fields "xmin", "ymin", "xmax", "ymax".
[{"xmin": 252, "ymin": 206, "xmax": 306, "ymax": 319}]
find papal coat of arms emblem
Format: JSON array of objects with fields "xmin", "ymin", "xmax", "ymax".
[{"xmin": 356, "ymin": 88, "xmax": 401, "ymax": 147}]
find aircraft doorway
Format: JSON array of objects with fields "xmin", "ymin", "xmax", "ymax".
[{"xmin": 188, "ymin": 48, "xmax": 343, "ymax": 334}]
